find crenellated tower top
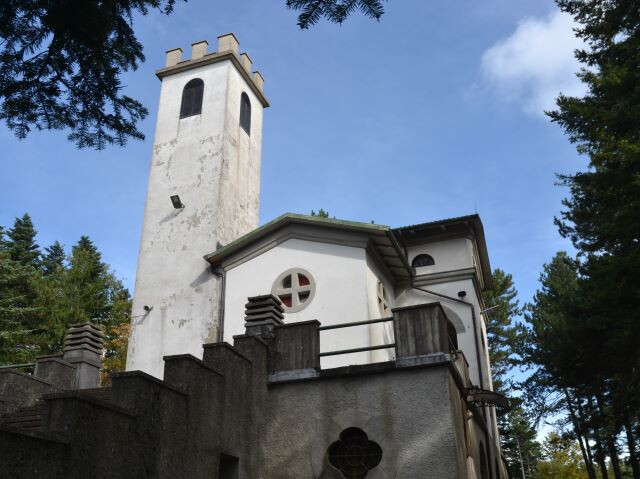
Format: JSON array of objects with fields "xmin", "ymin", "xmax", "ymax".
[{"xmin": 157, "ymin": 33, "xmax": 268, "ymax": 107}]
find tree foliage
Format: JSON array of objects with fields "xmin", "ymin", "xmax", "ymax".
[
  {"xmin": 537, "ymin": 432, "xmax": 590, "ymax": 479},
  {"xmin": 1, "ymin": 0, "xmax": 387, "ymax": 149},
  {"xmin": 483, "ymin": 268, "xmax": 521, "ymax": 392},
  {"xmin": 0, "ymin": 214, "xmax": 131, "ymax": 381},
  {"xmin": 0, "ymin": 0, "xmax": 182, "ymax": 149},
  {"xmin": 6, "ymin": 213, "xmax": 40, "ymax": 267},
  {"xmin": 548, "ymin": 0, "xmax": 640, "ymax": 396},
  {"xmin": 517, "ymin": 1, "xmax": 640, "ymax": 476},
  {"xmin": 286, "ymin": 0, "xmax": 386, "ymax": 29}
]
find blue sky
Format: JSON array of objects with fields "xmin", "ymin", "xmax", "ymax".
[{"xmin": 0, "ymin": 0, "xmax": 584, "ymax": 309}]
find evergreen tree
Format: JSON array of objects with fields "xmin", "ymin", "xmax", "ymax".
[
  {"xmin": 42, "ymin": 241, "xmax": 66, "ymax": 276},
  {"xmin": 0, "ymin": 252, "xmax": 44, "ymax": 365},
  {"xmin": 0, "ymin": 226, "xmax": 7, "ymax": 250},
  {"xmin": 6, "ymin": 214, "xmax": 40, "ymax": 267},
  {"xmin": 549, "ymin": 0, "xmax": 640, "ymax": 419},
  {"xmin": 311, "ymin": 208, "xmax": 331, "ymax": 218},
  {"xmin": 483, "ymin": 269, "xmax": 521, "ymax": 392}
]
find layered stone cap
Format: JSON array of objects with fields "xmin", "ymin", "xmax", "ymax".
[
  {"xmin": 63, "ymin": 323, "xmax": 105, "ymax": 355},
  {"xmin": 245, "ymin": 294, "xmax": 284, "ymax": 325}
]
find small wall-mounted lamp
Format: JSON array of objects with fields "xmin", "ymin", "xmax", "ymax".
[
  {"xmin": 170, "ymin": 195, "xmax": 185, "ymax": 209},
  {"xmin": 143, "ymin": 305, "xmax": 153, "ymax": 313},
  {"xmin": 457, "ymin": 291, "xmax": 467, "ymax": 299}
]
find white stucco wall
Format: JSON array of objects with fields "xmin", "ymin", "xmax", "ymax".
[
  {"xmin": 364, "ymin": 253, "xmax": 396, "ymax": 362},
  {"xmin": 224, "ymin": 238, "xmax": 393, "ymax": 368},
  {"xmin": 127, "ymin": 57, "xmax": 264, "ymax": 378},
  {"xmin": 407, "ymin": 237, "xmax": 474, "ymax": 274}
]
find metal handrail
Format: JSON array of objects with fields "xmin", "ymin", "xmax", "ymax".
[
  {"xmin": 319, "ymin": 343, "xmax": 396, "ymax": 358},
  {"xmin": 317, "ymin": 316, "xmax": 393, "ymax": 331},
  {"xmin": 0, "ymin": 363, "xmax": 35, "ymax": 370},
  {"xmin": 318, "ymin": 317, "xmax": 395, "ymax": 358}
]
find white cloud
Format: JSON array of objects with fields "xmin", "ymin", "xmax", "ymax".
[{"xmin": 481, "ymin": 10, "xmax": 586, "ymax": 115}]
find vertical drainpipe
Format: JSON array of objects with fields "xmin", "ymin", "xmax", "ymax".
[{"xmin": 212, "ymin": 266, "xmax": 226, "ymax": 342}]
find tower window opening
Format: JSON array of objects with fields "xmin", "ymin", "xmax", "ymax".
[
  {"xmin": 180, "ymin": 78, "xmax": 204, "ymax": 119},
  {"xmin": 411, "ymin": 254, "xmax": 435, "ymax": 268},
  {"xmin": 240, "ymin": 92, "xmax": 251, "ymax": 134}
]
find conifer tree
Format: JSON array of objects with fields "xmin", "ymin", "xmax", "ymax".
[
  {"xmin": 0, "ymin": 253, "xmax": 42, "ymax": 365},
  {"xmin": 549, "ymin": 0, "xmax": 640, "ymax": 414},
  {"xmin": 42, "ymin": 241, "xmax": 66, "ymax": 276},
  {"xmin": 483, "ymin": 269, "xmax": 521, "ymax": 391},
  {"xmin": 6, "ymin": 214, "xmax": 40, "ymax": 267}
]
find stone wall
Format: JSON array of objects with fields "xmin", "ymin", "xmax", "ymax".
[{"xmin": 0, "ymin": 302, "xmax": 504, "ymax": 479}]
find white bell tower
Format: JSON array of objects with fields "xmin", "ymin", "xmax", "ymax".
[{"xmin": 127, "ymin": 34, "xmax": 269, "ymax": 377}]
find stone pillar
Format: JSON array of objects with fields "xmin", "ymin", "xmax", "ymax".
[
  {"xmin": 271, "ymin": 321, "xmax": 320, "ymax": 379},
  {"xmin": 392, "ymin": 303, "xmax": 450, "ymax": 361},
  {"xmin": 62, "ymin": 323, "xmax": 105, "ymax": 389},
  {"xmin": 243, "ymin": 294, "xmax": 284, "ymax": 341},
  {"xmin": 33, "ymin": 355, "xmax": 77, "ymax": 389}
]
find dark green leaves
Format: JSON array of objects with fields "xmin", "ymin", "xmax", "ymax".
[
  {"xmin": 0, "ymin": 0, "xmax": 182, "ymax": 149},
  {"xmin": 286, "ymin": 0, "xmax": 386, "ymax": 29}
]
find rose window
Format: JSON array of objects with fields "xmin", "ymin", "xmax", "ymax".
[
  {"xmin": 328, "ymin": 427, "xmax": 382, "ymax": 479},
  {"xmin": 271, "ymin": 268, "xmax": 316, "ymax": 313}
]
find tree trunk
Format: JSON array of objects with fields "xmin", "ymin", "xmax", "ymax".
[
  {"xmin": 605, "ymin": 434, "xmax": 622, "ymax": 479},
  {"xmin": 566, "ymin": 388, "xmax": 597, "ymax": 479},
  {"xmin": 594, "ymin": 433, "xmax": 610, "ymax": 479},
  {"xmin": 624, "ymin": 418, "xmax": 640, "ymax": 479},
  {"xmin": 589, "ymin": 397, "xmax": 610, "ymax": 479},
  {"xmin": 596, "ymin": 394, "xmax": 622, "ymax": 479},
  {"xmin": 577, "ymin": 399, "xmax": 597, "ymax": 474}
]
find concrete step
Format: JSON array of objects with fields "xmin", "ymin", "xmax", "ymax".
[
  {"xmin": 0, "ymin": 402, "xmax": 45, "ymax": 433},
  {"xmin": 79, "ymin": 387, "xmax": 113, "ymax": 402}
]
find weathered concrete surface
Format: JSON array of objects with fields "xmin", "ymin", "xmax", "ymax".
[
  {"xmin": 266, "ymin": 365, "xmax": 464, "ymax": 479},
  {"xmin": 0, "ymin": 335, "xmax": 503, "ymax": 478},
  {"xmin": 128, "ymin": 38, "xmax": 265, "ymax": 378},
  {"xmin": 0, "ymin": 370, "xmax": 58, "ymax": 415}
]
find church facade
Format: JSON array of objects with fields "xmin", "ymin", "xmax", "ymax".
[{"xmin": 0, "ymin": 33, "xmax": 508, "ymax": 479}]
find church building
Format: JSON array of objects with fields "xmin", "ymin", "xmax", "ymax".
[{"xmin": 0, "ymin": 34, "xmax": 508, "ymax": 479}]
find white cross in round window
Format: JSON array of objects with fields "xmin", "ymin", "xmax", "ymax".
[
  {"xmin": 377, "ymin": 280, "xmax": 391, "ymax": 317},
  {"xmin": 271, "ymin": 268, "xmax": 316, "ymax": 313}
]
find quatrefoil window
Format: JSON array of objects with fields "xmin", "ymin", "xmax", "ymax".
[
  {"xmin": 328, "ymin": 427, "xmax": 382, "ymax": 479},
  {"xmin": 271, "ymin": 268, "xmax": 316, "ymax": 313}
]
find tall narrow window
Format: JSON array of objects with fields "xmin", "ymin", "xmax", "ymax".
[
  {"xmin": 179, "ymin": 78, "xmax": 204, "ymax": 119},
  {"xmin": 240, "ymin": 92, "xmax": 251, "ymax": 134}
]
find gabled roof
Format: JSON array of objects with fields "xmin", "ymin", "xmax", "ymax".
[
  {"xmin": 204, "ymin": 213, "xmax": 413, "ymax": 280},
  {"xmin": 392, "ymin": 214, "xmax": 492, "ymax": 290}
]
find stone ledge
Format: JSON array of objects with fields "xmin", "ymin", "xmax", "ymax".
[
  {"xmin": 163, "ymin": 354, "xmax": 224, "ymax": 377},
  {"xmin": 110, "ymin": 370, "xmax": 187, "ymax": 397},
  {"xmin": 202, "ymin": 342, "xmax": 252, "ymax": 364}
]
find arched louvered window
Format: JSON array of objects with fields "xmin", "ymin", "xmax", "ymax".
[
  {"xmin": 180, "ymin": 78, "xmax": 204, "ymax": 119},
  {"xmin": 412, "ymin": 254, "xmax": 435, "ymax": 268},
  {"xmin": 240, "ymin": 92, "xmax": 251, "ymax": 134}
]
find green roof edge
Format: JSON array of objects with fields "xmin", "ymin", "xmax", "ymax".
[{"xmin": 204, "ymin": 213, "xmax": 390, "ymax": 264}]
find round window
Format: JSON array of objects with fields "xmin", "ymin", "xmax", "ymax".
[
  {"xmin": 271, "ymin": 268, "xmax": 316, "ymax": 313},
  {"xmin": 377, "ymin": 280, "xmax": 391, "ymax": 317}
]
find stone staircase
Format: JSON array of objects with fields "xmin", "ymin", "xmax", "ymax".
[
  {"xmin": 0, "ymin": 401, "xmax": 47, "ymax": 434},
  {"xmin": 79, "ymin": 387, "xmax": 113, "ymax": 403},
  {"xmin": 0, "ymin": 386, "xmax": 115, "ymax": 437}
]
